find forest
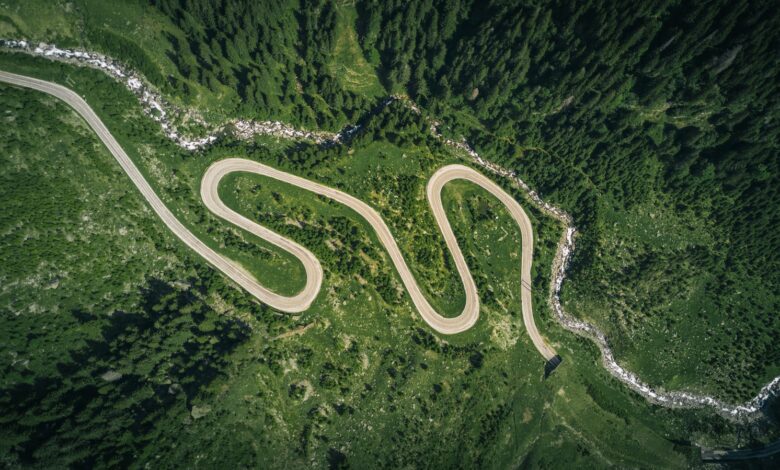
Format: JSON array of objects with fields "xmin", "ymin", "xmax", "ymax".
[
  {"xmin": 113, "ymin": 0, "xmax": 780, "ymax": 400},
  {"xmin": 1, "ymin": 0, "xmax": 780, "ymax": 467},
  {"xmin": 145, "ymin": 0, "xmax": 379, "ymax": 128},
  {"xmin": 353, "ymin": 0, "xmax": 780, "ymax": 399}
]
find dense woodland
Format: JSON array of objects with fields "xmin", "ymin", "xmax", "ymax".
[
  {"xmin": 353, "ymin": 0, "xmax": 780, "ymax": 398},
  {"xmin": 123, "ymin": 0, "xmax": 780, "ymax": 399},
  {"xmin": 2, "ymin": 0, "xmax": 780, "ymax": 466},
  {"xmin": 143, "ymin": 0, "xmax": 376, "ymax": 127}
]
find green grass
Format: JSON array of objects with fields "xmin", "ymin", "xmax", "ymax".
[
  {"xmin": 563, "ymin": 191, "xmax": 779, "ymax": 399},
  {"xmin": 603, "ymin": 198, "xmax": 713, "ymax": 250},
  {"xmin": 327, "ymin": 4, "xmax": 384, "ymax": 97},
  {"xmin": 0, "ymin": 1, "xmax": 82, "ymax": 43},
  {"xmin": 326, "ymin": 141, "xmax": 469, "ymax": 318},
  {"xmin": 142, "ymin": 156, "xmax": 702, "ymax": 468},
  {"xmin": 0, "ymin": 83, "xmax": 184, "ymax": 329}
]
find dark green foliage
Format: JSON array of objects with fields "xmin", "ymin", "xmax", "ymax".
[
  {"xmin": 357, "ymin": 0, "xmax": 780, "ymax": 399},
  {"xmin": 0, "ymin": 84, "xmax": 254, "ymax": 466},
  {"xmin": 85, "ymin": 27, "xmax": 165, "ymax": 85},
  {"xmin": 1, "ymin": 278, "xmax": 249, "ymax": 467},
  {"xmin": 149, "ymin": 0, "xmax": 375, "ymax": 128},
  {"xmin": 3, "ymin": 0, "xmax": 780, "ymax": 466}
]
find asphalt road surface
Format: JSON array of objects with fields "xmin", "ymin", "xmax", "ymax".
[{"xmin": 0, "ymin": 70, "xmax": 557, "ymax": 361}]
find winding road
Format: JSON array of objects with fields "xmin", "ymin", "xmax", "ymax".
[{"xmin": 0, "ymin": 70, "xmax": 557, "ymax": 362}]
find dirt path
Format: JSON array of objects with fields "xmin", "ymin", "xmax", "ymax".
[
  {"xmin": 203, "ymin": 159, "xmax": 556, "ymax": 358},
  {"xmin": 1, "ymin": 70, "xmax": 556, "ymax": 361}
]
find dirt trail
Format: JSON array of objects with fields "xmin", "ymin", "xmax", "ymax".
[
  {"xmin": 0, "ymin": 70, "xmax": 555, "ymax": 360},
  {"xmin": 203, "ymin": 159, "xmax": 555, "ymax": 357}
]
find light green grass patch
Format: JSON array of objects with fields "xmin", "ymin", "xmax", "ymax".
[{"xmin": 327, "ymin": 4, "xmax": 384, "ymax": 97}]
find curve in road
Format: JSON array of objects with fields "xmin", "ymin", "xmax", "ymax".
[{"xmin": 0, "ymin": 70, "xmax": 557, "ymax": 361}]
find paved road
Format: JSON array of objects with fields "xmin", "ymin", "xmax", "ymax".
[
  {"xmin": 0, "ymin": 70, "xmax": 319, "ymax": 313},
  {"xmin": 1, "ymin": 70, "xmax": 557, "ymax": 360}
]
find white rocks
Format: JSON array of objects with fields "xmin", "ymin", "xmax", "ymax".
[
  {"xmin": 231, "ymin": 119, "xmax": 334, "ymax": 143},
  {"xmin": 1, "ymin": 39, "xmax": 330, "ymax": 150},
  {"xmin": 190, "ymin": 405, "xmax": 211, "ymax": 419},
  {"xmin": 100, "ymin": 370, "xmax": 123, "ymax": 382},
  {"xmin": 126, "ymin": 77, "xmax": 142, "ymax": 90}
]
